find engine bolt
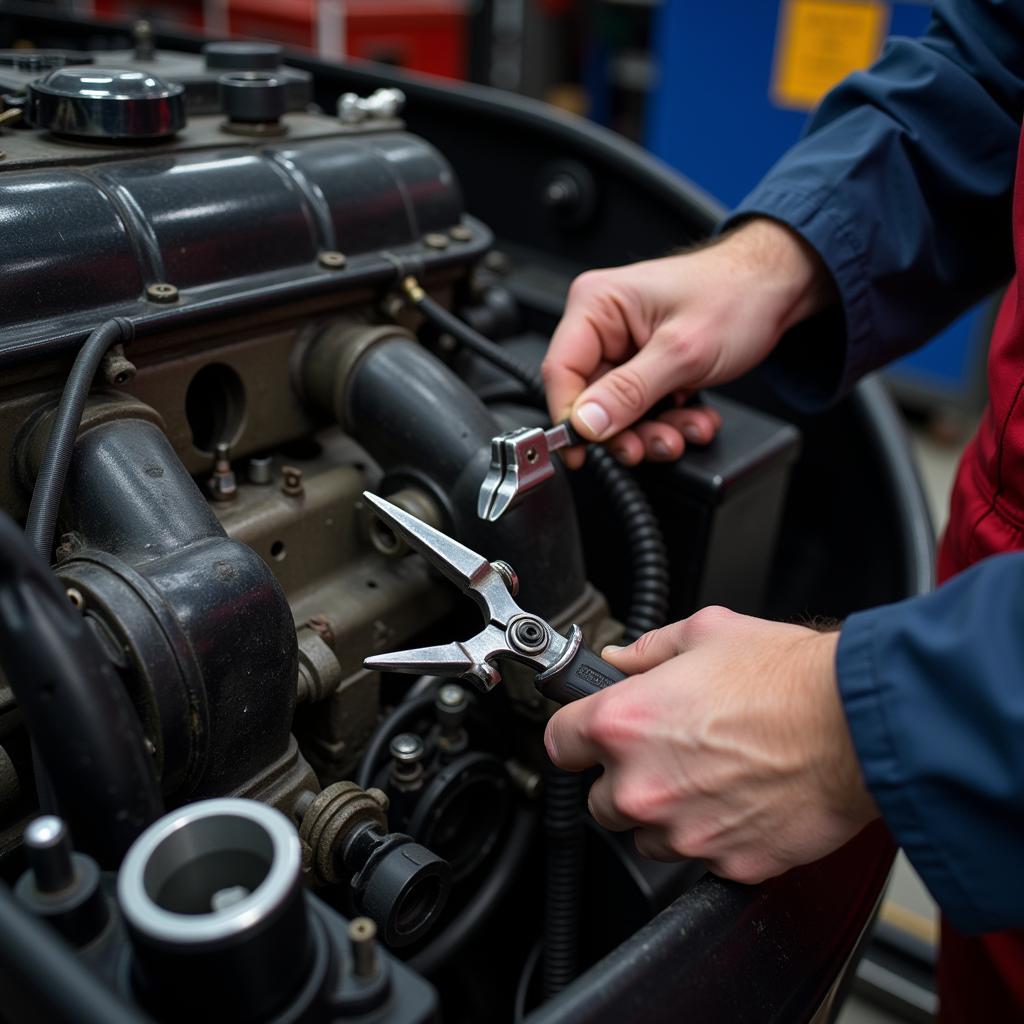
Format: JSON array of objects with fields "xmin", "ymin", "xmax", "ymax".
[
  {"xmin": 24, "ymin": 816, "xmax": 75, "ymax": 894},
  {"xmin": 491, "ymin": 560, "xmax": 519, "ymax": 597},
  {"xmin": 449, "ymin": 224, "xmax": 473, "ymax": 242},
  {"xmin": 437, "ymin": 684, "xmax": 467, "ymax": 710},
  {"xmin": 281, "ymin": 465, "xmax": 304, "ymax": 498},
  {"xmin": 318, "ymin": 250, "xmax": 347, "ymax": 270},
  {"xmin": 348, "ymin": 916, "xmax": 379, "ymax": 979},
  {"xmin": 389, "ymin": 732, "xmax": 424, "ymax": 790},
  {"xmin": 247, "ymin": 455, "xmax": 273, "ymax": 485},
  {"xmin": 208, "ymin": 442, "xmax": 238, "ymax": 502},
  {"xmin": 145, "ymin": 282, "xmax": 179, "ymax": 304},
  {"xmin": 423, "ymin": 232, "xmax": 449, "ymax": 250}
]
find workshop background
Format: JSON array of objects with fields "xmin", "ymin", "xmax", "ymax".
[{"xmin": 53, "ymin": 1, "xmax": 973, "ymax": 1020}]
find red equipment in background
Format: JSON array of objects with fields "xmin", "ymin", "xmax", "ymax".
[{"xmin": 92, "ymin": 0, "xmax": 468, "ymax": 80}]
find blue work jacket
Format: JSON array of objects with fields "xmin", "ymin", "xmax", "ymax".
[{"xmin": 724, "ymin": 0, "xmax": 1024, "ymax": 934}]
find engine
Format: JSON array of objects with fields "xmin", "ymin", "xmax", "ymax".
[{"xmin": 0, "ymin": 38, "xmax": 814, "ymax": 1024}]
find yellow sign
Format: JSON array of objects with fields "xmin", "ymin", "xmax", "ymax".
[{"xmin": 771, "ymin": 0, "xmax": 890, "ymax": 110}]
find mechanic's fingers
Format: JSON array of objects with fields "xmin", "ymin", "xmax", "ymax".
[
  {"xmin": 634, "ymin": 421, "xmax": 684, "ymax": 462},
  {"xmin": 586, "ymin": 775, "xmax": 635, "ymax": 832},
  {"xmin": 569, "ymin": 342, "xmax": 677, "ymax": 443},
  {"xmin": 544, "ymin": 703, "xmax": 602, "ymax": 772},
  {"xmin": 602, "ymin": 623, "xmax": 689, "ymax": 673},
  {"xmin": 657, "ymin": 406, "xmax": 722, "ymax": 446},
  {"xmin": 606, "ymin": 428, "xmax": 645, "ymax": 465},
  {"xmin": 634, "ymin": 829, "xmax": 680, "ymax": 863}
]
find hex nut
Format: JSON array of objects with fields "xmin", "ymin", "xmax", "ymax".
[{"xmin": 318, "ymin": 250, "xmax": 347, "ymax": 270}]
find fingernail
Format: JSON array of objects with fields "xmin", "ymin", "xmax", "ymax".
[
  {"xmin": 602, "ymin": 644, "xmax": 623, "ymax": 655},
  {"xmin": 576, "ymin": 402, "xmax": 611, "ymax": 439},
  {"xmin": 683, "ymin": 425, "xmax": 704, "ymax": 444},
  {"xmin": 651, "ymin": 439, "xmax": 670, "ymax": 459}
]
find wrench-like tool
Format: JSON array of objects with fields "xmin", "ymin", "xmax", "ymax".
[
  {"xmin": 361, "ymin": 492, "xmax": 624, "ymax": 704},
  {"xmin": 476, "ymin": 421, "xmax": 583, "ymax": 523}
]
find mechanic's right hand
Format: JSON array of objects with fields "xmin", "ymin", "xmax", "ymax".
[{"xmin": 541, "ymin": 217, "xmax": 836, "ymax": 467}]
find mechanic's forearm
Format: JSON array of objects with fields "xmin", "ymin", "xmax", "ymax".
[{"xmin": 717, "ymin": 217, "xmax": 838, "ymax": 333}]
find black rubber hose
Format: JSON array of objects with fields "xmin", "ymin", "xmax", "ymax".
[
  {"xmin": 354, "ymin": 692, "xmax": 439, "ymax": 791},
  {"xmin": 0, "ymin": 883, "xmax": 150, "ymax": 1024},
  {"xmin": 24, "ymin": 317, "xmax": 134, "ymax": 560},
  {"xmin": 409, "ymin": 804, "xmax": 536, "ymax": 976}
]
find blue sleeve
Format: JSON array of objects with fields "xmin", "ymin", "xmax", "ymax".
[
  {"xmin": 837, "ymin": 552, "xmax": 1024, "ymax": 933},
  {"xmin": 723, "ymin": 0, "xmax": 1024, "ymax": 409}
]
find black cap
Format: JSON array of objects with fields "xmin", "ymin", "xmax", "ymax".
[
  {"xmin": 219, "ymin": 72, "xmax": 287, "ymax": 125},
  {"xmin": 204, "ymin": 41, "xmax": 281, "ymax": 71}
]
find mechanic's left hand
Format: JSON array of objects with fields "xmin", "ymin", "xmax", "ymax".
[{"xmin": 544, "ymin": 607, "xmax": 879, "ymax": 883}]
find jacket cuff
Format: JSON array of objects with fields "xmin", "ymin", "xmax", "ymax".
[
  {"xmin": 837, "ymin": 609, "xmax": 985, "ymax": 932},
  {"xmin": 719, "ymin": 186, "xmax": 872, "ymax": 411}
]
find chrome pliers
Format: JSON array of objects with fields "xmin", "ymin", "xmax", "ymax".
[{"xmin": 361, "ymin": 492, "xmax": 624, "ymax": 704}]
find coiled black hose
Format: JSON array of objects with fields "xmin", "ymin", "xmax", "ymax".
[
  {"xmin": 406, "ymin": 282, "xmax": 671, "ymax": 996},
  {"xmin": 24, "ymin": 317, "xmax": 134, "ymax": 560}
]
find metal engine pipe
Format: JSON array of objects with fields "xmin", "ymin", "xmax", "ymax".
[
  {"xmin": 298, "ymin": 326, "xmax": 587, "ymax": 620},
  {"xmin": 37, "ymin": 417, "xmax": 298, "ymax": 799}
]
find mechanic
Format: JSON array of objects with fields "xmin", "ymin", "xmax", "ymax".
[{"xmin": 541, "ymin": 2, "xmax": 1024, "ymax": 1020}]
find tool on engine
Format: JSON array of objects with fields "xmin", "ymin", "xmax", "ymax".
[
  {"xmin": 477, "ymin": 420, "xmax": 583, "ymax": 522},
  {"xmin": 361, "ymin": 492, "xmax": 625, "ymax": 704}
]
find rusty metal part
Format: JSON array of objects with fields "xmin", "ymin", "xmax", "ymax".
[
  {"xmin": 296, "ymin": 625, "xmax": 343, "ymax": 704},
  {"xmin": 297, "ymin": 780, "xmax": 389, "ymax": 886},
  {"xmin": 100, "ymin": 343, "xmax": 137, "ymax": 387},
  {"xmin": 318, "ymin": 251, "xmax": 347, "ymax": 270},
  {"xmin": 145, "ymin": 282, "xmax": 179, "ymax": 304},
  {"xmin": 280, "ymin": 465, "xmax": 304, "ymax": 498}
]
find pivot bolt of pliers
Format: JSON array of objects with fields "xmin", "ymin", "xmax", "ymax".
[{"xmin": 509, "ymin": 616, "xmax": 548, "ymax": 655}]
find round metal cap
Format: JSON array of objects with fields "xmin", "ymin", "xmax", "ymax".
[
  {"xmin": 204, "ymin": 41, "xmax": 281, "ymax": 71},
  {"xmin": 219, "ymin": 72, "xmax": 287, "ymax": 124},
  {"xmin": 26, "ymin": 67, "xmax": 185, "ymax": 140}
]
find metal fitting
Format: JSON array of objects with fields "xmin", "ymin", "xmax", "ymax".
[
  {"xmin": 348, "ymin": 917, "xmax": 379, "ymax": 979},
  {"xmin": 101, "ymin": 343, "xmax": 137, "ymax": 386},
  {"xmin": 389, "ymin": 733, "xmax": 425, "ymax": 791},
  {"xmin": 208, "ymin": 442, "xmax": 238, "ymax": 502},
  {"xmin": 280, "ymin": 465, "xmax": 304, "ymax": 498},
  {"xmin": 247, "ymin": 455, "xmax": 273, "ymax": 485},
  {"xmin": 337, "ymin": 87, "xmax": 405, "ymax": 124},
  {"xmin": 491, "ymin": 560, "xmax": 519, "ymax": 597},
  {"xmin": 146, "ymin": 282, "xmax": 179, "ymax": 304}
]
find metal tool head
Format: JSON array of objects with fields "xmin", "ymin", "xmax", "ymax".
[
  {"xmin": 476, "ymin": 426, "xmax": 555, "ymax": 522},
  {"xmin": 361, "ymin": 492, "xmax": 570, "ymax": 689}
]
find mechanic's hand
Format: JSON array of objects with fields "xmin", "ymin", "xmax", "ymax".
[
  {"xmin": 544, "ymin": 608, "xmax": 878, "ymax": 883},
  {"xmin": 542, "ymin": 218, "xmax": 836, "ymax": 467}
]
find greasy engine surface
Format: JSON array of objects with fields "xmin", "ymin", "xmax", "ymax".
[
  {"xmin": 0, "ymin": 43, "xmax": 644, "ymax": 1024},
  {"xmin": 0, "ymin": 39, "xmax": 806, "ymax": 1024}
]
